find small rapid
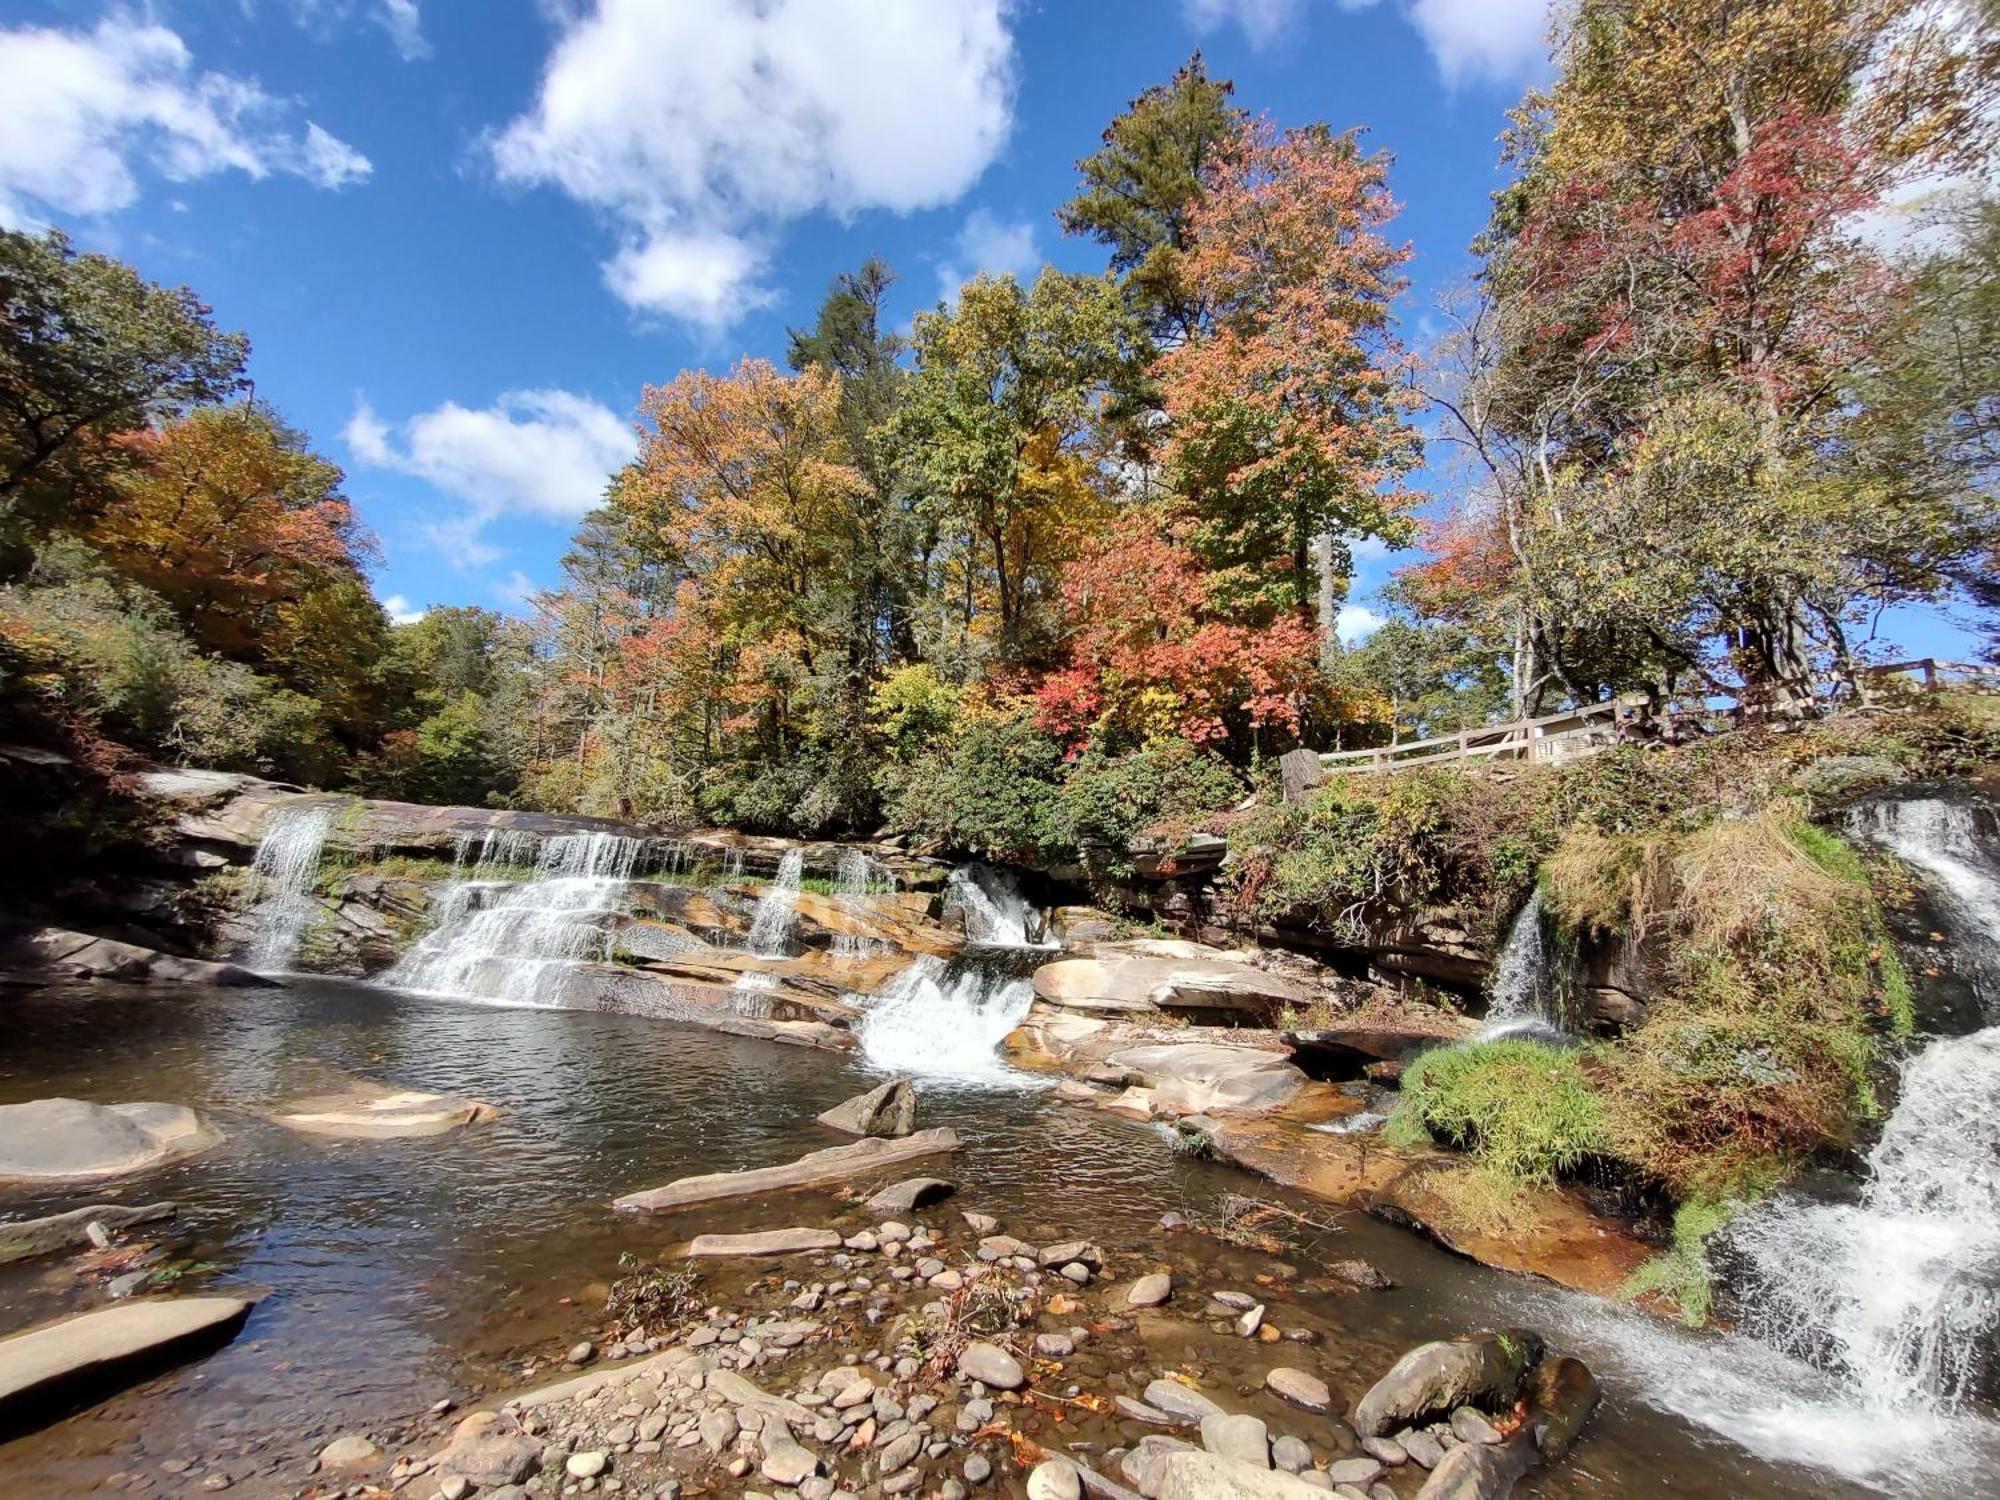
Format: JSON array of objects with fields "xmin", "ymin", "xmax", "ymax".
[
  {"xmin": 746, "ymin": 848, "xmax": 804, "ymax": 957},
  {"xmin": 854, "ymin": 954, "xmax": 1039, "ymax": 1087},
  {"xmin": 943, "ymin": 864, "xmax": 1051, "ymax": 948},
  {"xmin": 1479, "ymin": 887, "xmax": 1566, "ymax": 1041},
  {"xmin": 242, "ymin": 804, "xmax": 334, "ymax": 972}
]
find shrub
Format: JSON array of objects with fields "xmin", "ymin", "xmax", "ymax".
[
  {"xmin": 1053, "ymin": 741, "xmax": 1245, "ymax": 877},
  {"xmin": 1387, "ymin": 1038, "xmax": 1608, "ymax": 1182},
  {"xmin": 880, "ymin": 702, "xmax": 1067, "ymax": 862}
]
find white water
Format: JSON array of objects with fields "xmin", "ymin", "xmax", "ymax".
[
  {"xmin": 831, "ymin": 848, "xmax": 888, "ymax": 960},
  {"xmin": 855, "ymin": 955, "xmax": 1039, "ymax": 1086},
  {"xmin": 1479, "ymin": 888, "xmax": 1564, "ymax": 1041},
  {"xmin": 746, "ymin": 848, "xmax": 804, "ymax": 956},
  {"xmin": 1540, "ymin": 792, "xmax": 2000, "ymax": 1495},
  {"xmin": 389, "ymin": 831, "xmax": 644, "ymax": 1005},
  {"xmin": 243, "ymin": 805, "xmax": 333, "ymax": 971},
  {"xmin": 944, "ymin": 864, "xmax": 1050, "ymax": 948}
]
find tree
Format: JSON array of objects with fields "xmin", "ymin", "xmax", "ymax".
[
  {"xmin": 0, "ymin": 229, "xmax": 248, "ymax": 563},
  {"xmin": 895, "ymin": 271, "xmax": 1128, "ymax": 667},
  {"xmin": 1159, "ymin": 118, "xmax": 1421, "ymax": 648}
]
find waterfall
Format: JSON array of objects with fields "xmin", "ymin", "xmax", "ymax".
[
  {"xmin": 1479, "ymin": 889, "xmax": 1564, "ymax": 1041},
  {"xmin": 944, "ymin": 865, "xmax": 1049, "ymax": 948},
  {"xmin": 389, "ymin": 831, "xmax": 645, "ymax": 1005},
  {"xmin": 832, "ymin": 848, "xmax": 888, "ymax": 959},
  {"xmin": 855, "ymin": 955, "xmax": 1038, "ymax": 1086},
  {"xmin": 242, "ymin": 805, "xmax": 334, "ymax": 971},
  {"xmin": 1722, "ymin": 793, "xmax": 2000, "ymax": 1420},
  {"xmin": 746, "ymin": 848, "xmax": 804, "ymax": 957}
]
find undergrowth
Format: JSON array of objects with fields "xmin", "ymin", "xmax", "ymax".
[
  {"xmin": 1387, "ymin": 1038, "xmax": 1607, "ymax": 1181},
  {"xmin": 1621, "ymin": 1198, "xmax": 1741, "ymax": 1326}
]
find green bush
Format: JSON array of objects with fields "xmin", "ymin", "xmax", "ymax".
[
  {"xmin": 1387, "ymin": 1038, "xmax": 1608, "ymax": 1182},
  {"xmin": 1621, "ymin": 1197, "xmax": 1740, "ymax": 1326},
  {"xmin": 1053, "ymin": 741, "xmax": 1244, "ymax": 877},
  {"xmin": 881, "ymin": 705, "xmax": 1067, "ymax": 862}
]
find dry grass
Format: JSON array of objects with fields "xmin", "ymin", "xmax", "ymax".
[{"xmin": 1188, "ymin": 1192, "xmax": 1343, "ymax": 1255}]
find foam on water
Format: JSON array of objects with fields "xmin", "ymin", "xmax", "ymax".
[
  {"xmin": 746, "ymin": 848, "xmax": 804, "ymax": 957},
  {"xmin": 1479, "ymin": 888, "xmax": 1564, "ymax": 1040},
  {"xmin": 854, "ymin": 955, "xmax": 1039, "ymax": 1087},
  {"xmin": 944, "ymin": 865, "xmax": 1051, "ymax": 949}
]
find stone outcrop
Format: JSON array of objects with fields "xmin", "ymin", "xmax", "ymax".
[
  {"xmin": 0, "ymin": 1202, "xmax": 176, "ymax": 1266},
  {"xmin": 1031, "ymin": 956, "xmax": 1310, "ymax": 1017},
  {"xmin": 816, "ymin": 1077, "xmax": 917, "ymax": 1137},
  {"xmin": 613, "ymin": 1128, "xmax": 962, "ymax": 1212},
  {"xmin": 0, "ymin": 1098, "xmax": 221, "ymax": 1181},
  {"xmin": 0, "ymin": 1298, "xmax": 252, "ymax": 1429},
  {"xmin": 1103, "ymin": 1043, "xmax": 1307, "ymax": 1116},
  {"xmin": 273, "ymin": 1084, "xmax": 501, "ymax": 1139},
  {"xmin": 1, "ymin": 926, "xmax": 273, "ymax": 989}
]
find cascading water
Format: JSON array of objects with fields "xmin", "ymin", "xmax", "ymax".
[
  {"xmin": 1479, "ymin": 889, "xmax": 1565, "ymax": 1041},
  {"xmin": 389, "ymin": 831, "xmax": 644, "ymax": 1005},
  {"xmin": 944, "ymin": 864, "xmax": 1050, "ymax": 948},
  {"xmin": 242, "ymin": 805, "xmax": 333, "ymax": 972},
  {"xmin": 746, "ymin": 848, "xmax": 804, "ymax": 957},
  {"xmin": 854, "ymin": 954, "xmax": 1038, "ymax": 1086},
  {"xmin": 831, "ymin": 849, "xmax": 890, "ymax": 959}
]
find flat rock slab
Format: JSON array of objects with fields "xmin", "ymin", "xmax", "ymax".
[
  {"xmin": 682, "ymin": 1227, "xmax": 842, "ymax": 1257},
  {"xmin": 0, "ymin": 1203, "xmax": 177, "ymax": 1266},
  {"xmin": 614, "ymin": 1127, "xmax": 961, "ymax": 1212},
  {"xmin": 0, "ymin": 1298, "xmax": 252, "ymax": 1430},
  {"xmin": 8, "ymin": 927, "xmax": 274, "ymax": 989},
  {"xmin": 1104, "ymin": 1044, "xmax": 1306, "ymax": 1117},
  {"xmin": 274, "ymin": 1087, "xmax": 501, "ymax": 1139},
  {"xmin": 0, "ymin": 1099, "xmax": 221, "ymax": 1181}
]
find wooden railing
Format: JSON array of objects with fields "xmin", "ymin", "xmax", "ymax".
[{"xmin": 1315, "ymin": 657, "xmax": 1997, "ymax": 778}]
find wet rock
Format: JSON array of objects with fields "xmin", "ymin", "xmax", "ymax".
[
  {"xmin": 429, "ymin": 1412, "xmax": 543, "ymax": 1487},
  {"xmin": 318, "ymin": 1435, "xmax": 381, "ymax": 1469},
  {"xmin": 1028, "ymin": 1457, "xmax": 1084, "ymax": 1500},
  {"xmin": 273, "ymin": 1085, "xmax": 500, "ymax": 1139},
  {"xmin": 0, "ymin": 1098, "xmax": 221, "ymax": 1181},
  {"xmin": 8, "ymin": 926, "xmax": 273, "ymax": 989},
  {"xmin": 817, "ymin": 1078, "xmax": 917, "ymax": 1137},
  {"xmin": 957, "ymin": 1342, "xmax": 1025, "ymax": 1390},
  {"xmin": 1143, "ymin": 1378, "xmax": 1224, "ymax": 1422},
  {"xmin": 1352, "ymin": 1333, "xmax": 1543, "ymax": 1438},
  {"xmin": 1522, "ymin": 1356, "xmax": 1599, "ymax": 1461},
  {"xmin": 1201, "ymin": 1412, "xmax": 1271, "ymax": 1468},
  {"xmin": 0, "ymin": 1201, "xmax": 177, "ymax": 1265},
  {"xmin": 1127, "ymin": 1273, "xmax": 1173, "ymax": 1307},
  {"xmin": 1036, "ymin": 1332, "xmax": 1076, "ymax": 1357},
  {"xmin": 1102, "ymin": 1043, "xmax": 1308, "ymax": 1116},
  {"xmin": 683, "ymin": 1227, "xmax": 844, "ymax": 1257},
  {"xmin": 878, "ymin": 1429, "xmax": 923, "ymax": 1471},
  {"xmin": 0, "ymin": 1298, "xmax": 253, "ymax": 1426},
  {"xmin": 1236, "ymin": 1305, "xmax": 1266, "ymax": 1337},
  {"xmin": 1271, "ymin": 1435, "xmax": 1312, "ymax": 1473},
  {"xmin": 1449, "ymin": 1407, "xmax": 1501, "ymax": 1445},
  {"xmin": 1038, "ymin": 1240, "xmax": 1103, "ymax": 1268},
  {"xmin": 1156, "ymin": 1451, "xmax": 1330, "ymax": 1498},
  {"xmin": 615, "ymin": 1128, "xmax": 961, "ymax": 1211},
  {"xmin": 1122, "ymin": 1434, "xmax": 1195, "ymax": 1495},
  {"xmin": 1264, "ymin": 1367, "xmax": 1333, "ymax": 1412},
  {"xmin": 1401, "ymin": 1430, "xmax": 1445, "ymax": 1469},
  {"xmin": 1361, "ymin": 1436, "xmax": 1407, "ymax": 1465},
  {"xmin": 1410, "ymin": 1436, "xmax": 1536, "ymax": 1500},
  {"xmin": 963, "ymin": 1211, "xmax": 999, "ymax": 1235},
  {"xmin": 567, "ymin": 1341, "xmax": 596, "ymax": 1365},
  {"xmin": 1327, "ymin": 1457, "xmax": 1384, "ymax": 1486},
  {"xmin": 1325, "ymin": 1259, "xmax": 1398, "ymax": 1291},
  {"xmin": 865, "ymin": 1176, "xmax": 956, "ymax": 1215},
  {"xmin": 965, "ymin": 1452, "xmax": 993, "ymax": 1483}
]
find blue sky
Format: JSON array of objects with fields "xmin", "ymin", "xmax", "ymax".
[{"xmin": 0, "ymin": 0, "xmax": 1984, "ymax": 659}]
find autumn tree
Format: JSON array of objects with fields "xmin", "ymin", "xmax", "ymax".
[{"xmin": 0, "ymin": 229, "xmax": 248, "ymax": 568}]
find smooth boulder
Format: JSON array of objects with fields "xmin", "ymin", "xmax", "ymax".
[
  {"xmin": 0, "ymin": 1298, "xmax": 252, "ymax": 1428},
  {"xmin": 1102, "ymin": 1044, "xmax": 1307, "ymax": 1116},
  {"xmin": 1412, "ymin": 1435, "xmax": 1538, "ymax": 1500},
  {"xmin": 1353, "ymin": 1331, "xmax": 1545, "ymax": 1437},
  {"xmin": 1156, "ymin": 1451, "xmax": 1329, "ymax": 1498},
  {"xmin": 428, "ymin": 1411, "xmax": 542, "ymax": 1487},
  {"xmin": 614, "ymin": 1127, "xmax": 961, "ymax": 1211},
  {"xmin": 816, "ymin": 1077, "xmax": 916, "ymax": 1137},
  {"xmin": 1523, "ymin": 1355, "xmax": 1600, "ymax": 1460},
  {"xmin": 274, "ymin": 1086, "xmax": 500, "ymax": 1139},
  {"xmin": 0, "ymin": 1098, "xmax": 220, "ymax": 1181},
  {"xmin": 864, "ymin": 1176, "xmax": 955, "ymax": 1215}
]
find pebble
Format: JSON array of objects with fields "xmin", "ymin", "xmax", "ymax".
[
  {"xmin": 965, "ymin": 1451, "xmax": 993, "ymax": 1483},
  {"xmin": 1361, "ymin": 1435, "xmax": 1407, "ymax": 1465},
  {"xmin": 1026, "ymin": 1457, "xmax": 1083, "ymax": 1500},
  {"xmin": 1265, "ymin": 1367, "xmax": 1334, "ymax": 1412},
  {"xmin": 956, "ymin": 1342, "xmax": 1025, "ymax": 1390},
  {"xmin": 1273, "ymin": 1434, "xmax": 1313, "ymax": 1473},
  {"xmin": 1035, "ymin": 1332, "xmax": 1076, "ymax": 1357},
  {"xmin": 1450, "ymin": 1406, "xmax": 1502, "ymax": 1445},
  {"xmin": 1327, "ymin": 1457, "xmax": 1384, "ymax": 1486},
  {"xmin": 1400, "ymin": 1429, "xmax": 1444, "ymax": 1469},
  {"xmin": 1142, "ymin": 1378, "xmax": 1223, "ymax": 1422},
  {"xmin": 1201, "ymin": 1412, "xmax": 1271, "ymax": 1469},
  {"xmin": 567, "ymin": 1341, "xmax": 596, "ymax": 1366}
]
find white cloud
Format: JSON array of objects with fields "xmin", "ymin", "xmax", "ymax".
[
  {"xmin": 1184, "ymin": 0, "xmax": 1550, "ymax": 86},
  {"xmin": 380, "ymin": 593, "xmax": 427, "ymax": 625},
  {"xmin": 278, "ymin": 1, "xmax": 431, "ymax": 60},
  {"xmin": 1337, "ymin": 604, "xmax": 1386, "ymax": 645},
  {"xmin": 490, "ymin": 0, "xmax": 1017, "ymax": 331},
  {"xmin": 495, "ymin": 571, "xmax": 542, "ymax": 610},
  {"xmin": 345, "ymin": 390, "xmax": 636, "ymax": 565},
  {"xmin": 936, "ymin": 207, "xmax": 1038, "ymax": 300},
  {"xmin": 0, "ymin": 17, "xmax": 372, "ymax": 225},
  {"xmin": 374, "ymin": 0, "xmax": 429, "ymax": 60}
]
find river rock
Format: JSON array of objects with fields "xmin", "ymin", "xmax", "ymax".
[
  {"xmin": 1102, "ymin": 1043, "xmax": 1308, "ymax": 1116},
  {"xmin": 273, "ymin": 1086, "xmax": 500, "ymax": 1139},
  {"xmin": 1523, "ymin": 1356, "xmax": 1600, "ymax": 1460},
  {"xmin": 0, "ymin": 1201, "xmax": 176, "ymax": 1265},
  {"xmin": 614, "ymin": 1127, "xmax": 961, "ymax": 1210},
  {"xmin": 1156, "ymin": 1450, "xmax": 1330, "ymax": 1498},
  {"xmin": 1202, "ymin": 1412, "xmax": 1271, "ymax": 1468},
  {"xmin": 1028, "ymin": 1457, "xmax": 1084, "ymax": 1500},
  {"xmin": 0, "ymin": 1098, "xmax": 221, "ymax": 1180},
  {"xmin": 1410, "ymin": 1435, "xmax": 1537, "ymax": 1500},
  {"xmin": 1450, "ymin": 1406, "xmax": 1502, "ymax": 1444},
  {"xmin": 1352, "ymin": 1332, "xmax": 1544, "ymax": 1437},
  {"xmin": 565, "ymin": 1450, "xmax": 609, "ymax": 1479},
  {"xmin": 1128, "ymin": 1273, "xmax": 1173, "ymax": 1307},
  {"xmin": 1327, "ymin": 1456, "xmax": 1384, "ymax": 1485},
  {"xmin": 865, "ymin": 1176, "xmax": 956, "ymax": 1215},
  {"xmin": 429, "ymin": 1412, "xmax": 543, "ymax": 1487},
  {"xmin": 683, "ymin": 1227, "xmax": 843, "ymax": 1257},
  {"xmin": 1143, "ymin": 1378, "xmax": 1224, "ymax": 1422},
  {"xmin": 9, "ymin": 926, "xmax": 275, "ymax": 988},
  {"xmin": 1271, "ymin": 1435, "xmax": 1312, "ymax": 1473},
  {"xmin": 318, "ymin": 1434, "xmax": 381, "ymax": 1468},
  {"xmin": 957, "ymin": 1342, "xmax": 1025, "ymax": 1390},
  {"xmin": 1038, "ymin": 1239, "xmax": 1103, "ymax": 1268},
  {"xmin": 1264, "ymin": 1367, "xmax": 1333, "ymax": 1412},
  {"xmin": 1032, "ymin": 958, "xmax": 1310, "ymax": 1018},
  {"xmin": 817, "ymin": 1078, "xmax": 917, "ymax": 1137},
  {"xmin": 0, "ymin": 1296, "xmax": 252, "ymax": 1427}
]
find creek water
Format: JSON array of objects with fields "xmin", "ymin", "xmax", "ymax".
[{"xmin": 0, "ymin": 977, "xmax": 1908, "ymax": 1500}]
